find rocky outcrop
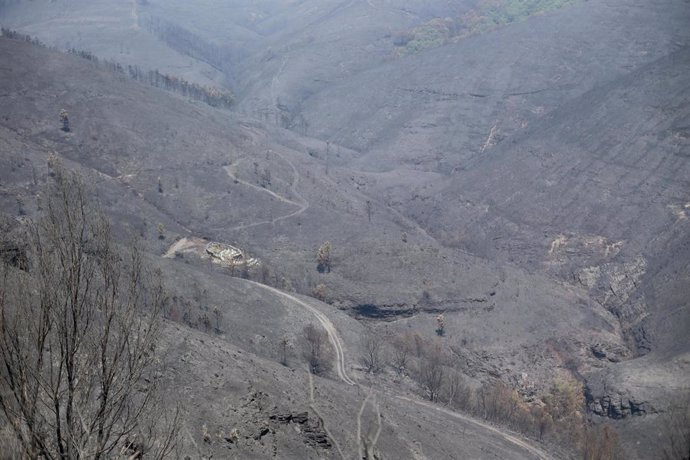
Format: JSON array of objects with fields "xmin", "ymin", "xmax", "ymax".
[
  {"xmin": 578, "ymin": 257, "xmax": 652, "ymax": 356},
  {"xmin": 302, "ymin": 423, "xmax": 332, "ymax": 449},
  {"xmin": 269, "ymin": 411, "xmax": 309, "ymax": 424},
  {"xmin": 586, "ymin": 391, "xmax": 653, "ymax": 419},
  {"xmin": 269, "ymin": 411, "xmax": 331, "ymax": 449},
  {"xmin": 590, "ymin": 342, "xmax": 631, "ymax": 363}
]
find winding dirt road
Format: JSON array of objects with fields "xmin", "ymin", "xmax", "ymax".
[
  {"xmin": 238, "ymin": 279, "xmax": 551, "ymax": 459},
  {"xmin": 395, "ymin": 396, "xmax": 552, "ymax": 460},
  {"xmin": 223, "ymin": 151, "xmax": 310, "ymax": 231},
  {"xmin": 241, "ymin": 279, "xmax": 355, "ymax": 386},
  {"xmin": 215, "ymin": 139, "xmax": 550, "ymax": 459}
]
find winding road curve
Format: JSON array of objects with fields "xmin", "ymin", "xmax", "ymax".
[
  {"xmin": 216, "ymin": 133, "xmax": 550, "ymax": 459},
  {"xmin": 395, "ymin": 396, "xmax": 552, "ymax": 460},
  {"xmin": 241, "ymin": 279, "xmax": 355, "ymax": 386},
  {"xmin": 223, "ymin": 151, "xmax": 310, "ymax": 232},
  {"xmin": 238, "ymin": 279, "xmax": 552, "ymax": 459}
]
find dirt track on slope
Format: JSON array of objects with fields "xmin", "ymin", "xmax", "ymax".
[
  {"xmin": 223, "ymin": 151, "xmax": 310, "ymax": 231},
  {"xmin": 240, "ymin": 278, "xmax": 553, "ymax": 459}
]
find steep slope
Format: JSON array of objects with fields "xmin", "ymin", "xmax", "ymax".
[
  {"xmin": 0, "ymin": 0, "xmax": 476, "ymax": 99},
  {"xmin": 0, "ymin": 0, "xmax": 226, "ymax": 86},
  {"xmin": 407, "ymin": 43, "xmax": 690, "ymax": 460},
  {"xmin": 298, "ymin": 0, "xmax": 690, "ymax": 167},
  {"xmin": 0, "ymin": 37, "xmax": 561, "ymax": 459},
  {"xmin": 2, "ymin": 10, "xmax": 688, "ymax": 453},
  {"xmin": 421, "ymin": 45, "xmax": 690, "ymax": 350}
]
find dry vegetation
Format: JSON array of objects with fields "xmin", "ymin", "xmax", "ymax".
[
  {"xmin": 379, "ymin": 331, "xmax": 625, "ymax": 458},
  {"xmin": 0, "ymin": 1, "xmax": 688, "ymax": 456},
  {"xmin": 0, "ymin": 166, "xmax": 179, "ymax": 458}
]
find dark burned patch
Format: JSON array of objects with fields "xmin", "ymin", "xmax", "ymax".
[{"xmin": 354, "ymin": 303, "xmax": 417, "ymax": 320}]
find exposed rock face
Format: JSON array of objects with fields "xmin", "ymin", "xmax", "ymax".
[
  {"xmin": 253, "ymin": 426, "xmax": 270, "ymax": 440},
  {"xmin": 590, "ymin": 342, "xmax": 631, "ymax": 363},
  {"xmin": 269, "ymin": 411, "xmax": 330, "ymax": 448},
  {"xmin": 302, "ymin": 422, "xmax": 331, "ymax": 449},
  {"xmin": 578, "ymin": 257, "xmax": 652, "ymax": 355},
  {"xmin": 291, "ymin": 412, "xmax": 309, "ymax": 424},
  {"xmin": 586, "ymin": 391, "xmax": 653, "ymax": 419},
  {"xmin": 583, "ymin": 353, "xmax": 690, "ymax": 421},
  {"xmin": 269, "ymin": 411, "xmax": 309, "ymax": 424}
]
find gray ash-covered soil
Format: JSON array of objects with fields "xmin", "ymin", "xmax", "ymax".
[{"xmin": 1, "ymin": 0, "xmax": 689, "ymax": 457}]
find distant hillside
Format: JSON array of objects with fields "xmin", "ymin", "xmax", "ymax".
[
  {"xmin": 0, "ymin": 36, "xmax": 572, "ymax": 459},
  {"xmin": 1, "ymin": 0, "xmax": 689, "ymax": 456}
]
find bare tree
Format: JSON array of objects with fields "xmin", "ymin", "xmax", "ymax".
[
  {"xmin": 443, "ymin": 370, "xmax": 464, "ymax": 407},
  {"xmin": 662, "ymin": 391, "xmax": 690, "ymax": 460},
  {"xmin": 312, "ymin": 283, "xmax": 327, "ymax": 302},
  {"xmin": 581, "ymin": 423, "xmax": 622, "ymax": 460},
  {"xmin": 302, "ymin": 323, "xmax": 327, "ymax": 374},
  {"xmin": 419, "ymin": 343, "xmax": 444, "ymax": 402},
  {"xmin": 391, "ymin": 333, "xmax": 412, "ymax": 375},
  {"xmin": 531, "ymin": 406, "xmax": 552, "ymax": 441},
  {"xmin": 278, "ymin": 336, "xmax": 291, "ymax": 367},
  {"xmin": 360, "ymin": 333, "xmax": 384, "ymax": 374},
  {"xmin": 0, "ymin": 166, "xmax": 178, "ymax": 459}
]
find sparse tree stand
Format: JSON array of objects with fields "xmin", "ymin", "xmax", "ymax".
[
  {"xmin": 316, "ymin": 241, "xmax": 332, "ymax": 273},
  {"xmin": 59, "ymin": 108, "xmax": 70, "ymax": 132},
  {"xmin": 0, "ymin": 166, "xmax": 179, "ymax": 459}
]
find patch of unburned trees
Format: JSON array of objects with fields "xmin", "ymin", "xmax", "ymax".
[{"xmin": 0, "ymin": 165, "xmax": 179, "ymax": 458}]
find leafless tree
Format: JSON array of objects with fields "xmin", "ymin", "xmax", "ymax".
[
  {"xmin": 391, "ymin": 333, "xmax": 412, "ymax": 375},
  {"xmin": 443, "ymin": 370, "xmax": 464, "ymax": 407},
  {"xmin": 312, "ymin": 283, "xmax": 327, "ymax": 302},
  {"xmin": 278, "ymin": 336, "xmax": 291, "ymax": 367},
  {"xmin": 531, "ymin": 406, "xmax": 552, "ymax": 441},
  {"xmin": 302, "ymin": 323, "xmax": 327, "ymax": 374},
  {"xmin": 662, "ymin": 391, "xmax": 690, "ymax": 460},
  {"xmin": 581, "ymin": 423, "xmax": 622, "ymax": 460},
  {"xmin": 0, "ymin": 166, "xmax": 179, "ymax": 459},
  {"xmin": 419, "ymin": 343, "xmax": 444, "ymax": 402},
  {"xmin": 478, "ymin": 381, "xmax": 520, "ymax": 423},
  {"xmin": 360, "ymin": 333, "xmax": 383, "ymax": 374},
  {"xmin": 412, "ymin": 332, "xmax": 426, "ymax": 359}
]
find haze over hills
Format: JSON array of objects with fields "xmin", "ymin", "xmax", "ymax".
[{"xmin": 0, "ymin": 0, "xmax": 689, "ymax": 458}]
